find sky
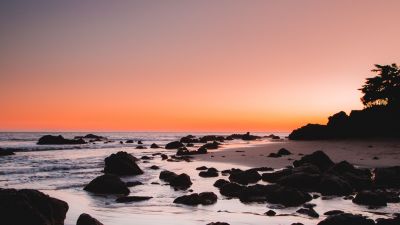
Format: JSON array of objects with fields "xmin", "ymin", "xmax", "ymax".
[{"xmin": 1, "ymin": 0, "xmax": 400, "ymax": 132}]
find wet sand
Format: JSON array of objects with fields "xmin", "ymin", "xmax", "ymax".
[{"xmin": 195, "ymin": 139, "xmax": 400, "ymax": 168}]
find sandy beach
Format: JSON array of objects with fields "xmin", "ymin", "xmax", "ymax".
[{"xmin": 196, "ymin": 139, "xmax": 400, "ymax": 168}]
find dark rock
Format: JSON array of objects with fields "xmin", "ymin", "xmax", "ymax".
[
  {"xmin": 0, "ymin": 149, "xmax": 15, "ymax": 156},
  {"xmin": 277, "ymin": 172, "xmax": 321, "ymax": 190},
  {"xmin": 135, "ymin": 146, "xmax": 146, "ymax": 149},
  {"xmin": 352, "ymin": 191, "xmax": 387, "ymax": 207},
  {"xmin": 0, "ymin": 188, "xmax": 69, "ymax": 225},
  {"xmin": 219, "ymin": 182, "xmax": 244, "ymax": 197},
  {"xmin": 180, "ymin": 135, "xmax": 198, "ymax": 143},
  {"xmin": 278, "ymin": 148, "xmax": 292, "ymax": 155},
  {"xmin": 76, "ymin": 213, "xmax": 103, "ymax": 225},
  {"xmin": 84, "ymin": 174, "xmax": 130, "ymax": 195},
  {"xmin": 328, "ymin": 161, "xmax": 372, "ymax": 190},
  {"xmin": 324, "ymin": 210, "xmax": 345, "ymax": 216},
  {"xmin": 373, "ymin": 166, "xmax": 400, "ymax": 188},
  {"xmin": 261, "ymin": 169, "xmax": 292, "ymax": 183},
  {"xmin": 37, "ymin": 135, "xmax": 86, "ymax": 145},
  {"xmin": 199, "ymin": 135, "xmax": 225, "ymax": 143},
  {"xmin": 126, "ymin": 181, "xmax": 143, "ymax": 187},
  {"xmin": 317, "ymin": 213, "xmax": 375, "ymax": 225},
  {"xmin": 150, "ymin": 143, "xmax": 161, "ymax": 148},
  {"xmin": 264, "ymin": 184, "xmax": 312, "ymax": 207},
  {"xmin": 226, "ymin": 132, "xmax": 260, "ymax": 141},
  {"xmin": 213, "ymin": 179, "xmax": 230, "ymax": 188},
  {"xmin": 268, "ymin": 153, "xmax": 281, "ymax": 158},
  {"xmin": 159, "ymin": 170, "xmax": 192, "ymax": 189},
  {"xmin": 207, "ymin": 222, "xmax": 230, "ymax": 225},
  {"xmin": 126, "ymin": 140, "xmax": 134, "ymax": 143},
  {"xmin": 253, "ymin": 167, "xmax": 274, "ymax": 172},
  {"xmin": 138, "ymin": 140, "xmax": 143, "ymax": 144},
  {"xmin": 82, "ymin": 134, "xmax": 104, "ymax": 139},
  {"xmin": 265, "ymin": 210, "xmax": 276, "ymax": 216},
  {"xmin": 376, "ymin": 215, "xmax": 400, "ymax": 225},
  {"xmin": 229, "ymin": 169, "xmax": 261, "ymax": 185},
  {"xmin": 297, "ymin": 208, "xmax": 319, "ymax": 218},
  {"xmin": 165, "ymin": 141, "xmax": 184, "ymax": 149},
  {"xmin": 199, "ymin": 168, "xmax": 219, "ymax": 177},
  {"xmin": 104, "ymin": 151, "xmax": 143, "ymax": 175},
  {"xmin": 238, "ymin": 184, "xmax": 270, "ymax": 203},
  {"xmin": 161, "ymin": 154, "xmax": 168, "ymax": 160},
  {"xmin": 201, "ymin": 141, "xmax": 220, "ymax": 150},
  {"xmin": 293, "ymin": 151, "xmax": 334, "ymax": 171},
  {"xmin": 173, "ymin": 192, "xmax": 217, "ymax": 205},
  {"xmin": 196, "ymin": 166, "xmax": 208, "ymax": 170},
  {"xmin": 116, "ymin": 196, "xmax": 152, "ymax": 203},
  {"xmin": 150, "ymin": 165, "xmax": 160, "ymax": 170},
  {"xmin": 318, "ymin": 174, "xmax": 353, "ymax": 196},
  {"xmin": 289, "ymin": 124, "xmax": 330, "ymax": 140},
  {"xmin": 186, "ymin": 143, "xmax": 194, "ymax": 147}
]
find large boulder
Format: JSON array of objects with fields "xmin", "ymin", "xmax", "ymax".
[
  {"xmin": 37, "ymin": 135, "xmax": 86, "ymax": 145},
  {"xmin": 317, "ymin": 213, "xmax": 375, "ymax": 225},
  {"xmin": 165, "ymin": 141, "xmax": 184, "ymax": 149},
  {"xmin": 264, "ymin": 184, "xmax": 312, "ymax": 207},
  {"xmin": 318, "ymin": 174, "xmax": 353, "ymax": 196},
  {"xmin": 84, "ymin": 174, "xmax": 130, "ymax": 195},
  {"xmin": 159, "ymin": 170, "xmax": 192, "ymax": 189},
  {"xmin": 173, "ymin": 192, "xmax": 217, "ymax": 206},
  {"xmin": 219, "ymin": 182, "xmax": 244, "ymax": 197},
  {"xmin": 293, "ymin": 151, "xmax": 334, "ymax": 171},
  {"xmin": 229, "ymin": 169, "xmax": 261, "ymax": 185},
  {"xmin": 277, "ymin": 172, "xmax": 321, "ymax": 190},
  {"xmin": 327, "ymin": 161, "xmax": 372, "ymax": 190},
  {"xmin": 76, "ymin": 213, "xmax": 103, "ymax": 225},
  {"xmin": 352, "ymin": 191, "xmax": 387, "ymax": 207},
  {"xmin": 104, "ymin": 151, "xmax": 143, "ymax": 175},
  {"xmin": 0, "ymin": 188, "xmax": 69, "ymax": 225}
]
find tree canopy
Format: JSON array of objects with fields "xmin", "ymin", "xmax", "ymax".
[{"xmin": 360, "ymin": 64, "xmax": 400, "ymax": 108}]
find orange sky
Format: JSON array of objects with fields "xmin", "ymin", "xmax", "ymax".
[{"xmin": 1, "ymin": 1, "xmax": 400, "ymax": 132}]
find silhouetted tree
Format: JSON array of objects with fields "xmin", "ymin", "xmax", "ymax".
[{"xmin": 360, "ymin": 64, "xmax": 400, "ymax": 108}]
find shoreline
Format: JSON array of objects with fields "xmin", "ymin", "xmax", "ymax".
[{"xmin": 195, "ymin": 139, "xmax": 400, "ymax": 168}]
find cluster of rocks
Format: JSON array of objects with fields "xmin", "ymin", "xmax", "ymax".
[
  {"xmin": 261, "ymin": 150, "xmax": 400, "ymax": 206},
  {"xmin": 289, "ymin": 107, "xmax": 400, "ymax": 140},
  {"xmin": 37, "ymin": 135, "xmax": 87, "ymax": 145},
  {"xmin": 267, "ymin": 148, "xmax": 292, "ymax": 158}
]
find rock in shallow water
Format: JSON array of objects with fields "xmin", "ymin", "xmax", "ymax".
[
  {"xmin": 116, "ymin": 196, "xmax": 152, "ymax": 203},
  {"xmin": 84, "ymin": 174, "xmax": 130, "ymax": 195},
  {"xmin": 173, "ymin": 192, "xmax": 217, "ymax": 206},
  {"xmin": 76, "ymin": 213, "xmax": 103, "ymax": 225},
  {"xmin": 352, "ymin": 190, "xmax": 387, "ymax": 207},
  {"xmin": 0, "ymin": 188, "xmax": 69, "ymax": 225},
  {"xmin": 104, "ymin": 151, "xmax": 143, "ymax": 176},
  {"xmin": 317, "ymin": 213, "xmax": 375, "ymax": 225},
  {"xmin": 165, "ymin": 141, "xmax": 184, "ymax": 149},
  {"xmin": 159, "ymin": 170, "xmax": 192, "ymax": 189}
]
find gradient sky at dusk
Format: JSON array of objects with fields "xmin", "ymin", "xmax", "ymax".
[{"xmin": 1, "ymin": 0, "xmax": 400, "ymax": 132}]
